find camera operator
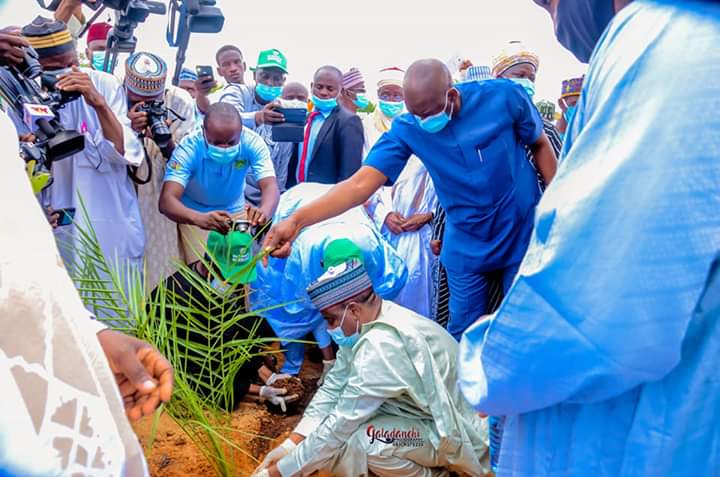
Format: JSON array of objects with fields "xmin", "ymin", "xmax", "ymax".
[
  {"xmin": 53, "ymin": 0, "xmax": 99, "ymax": 39},
  {"xmin": 19, "ymin": 16, "xmax": 145, "ymax": 285},
  {"xmin": 124, "ymin": 51, "xmax": 195, "ymax": 287},
  {"xmin": 0, "ymin": 24, "xmax": 172, "ymax": 476}
]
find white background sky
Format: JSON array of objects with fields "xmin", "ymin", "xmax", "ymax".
[{"xmin": 5, "ymin": 0, "xmax": 586, "ymax": 103}]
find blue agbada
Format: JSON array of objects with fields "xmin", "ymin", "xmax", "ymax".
[
  {"xmin": 458, "ymin": 1, "xmax": 720, "ymax": 476},
  {"xmin": 253, "ymin": 183, "xmax": 408, "ymax": 341}
]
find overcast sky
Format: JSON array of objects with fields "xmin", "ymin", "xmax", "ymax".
[{"xmin": 6, "ymin": 0, "xmax": 587, "ymax": 103}]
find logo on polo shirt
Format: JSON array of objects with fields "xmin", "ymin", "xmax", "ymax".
[
  {"xmin": 233, "ymin": 158, "xmax": 248, "ymax": 169},
  {"xmin": 168, "ymin": 160, "xmax": 181, "ymax": 170}
]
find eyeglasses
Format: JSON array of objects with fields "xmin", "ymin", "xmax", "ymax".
[{"xmin": 379, "ymin": 93, "xmax": 403, "ymax": 102}]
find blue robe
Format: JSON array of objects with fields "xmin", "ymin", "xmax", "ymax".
[
  {"xmin": 458, "ymin": 1, "xmax": 720, "ymax": 476},
  {"xmin": 253, "ymin": 183, "xmax": 408, "ymax": 342}
]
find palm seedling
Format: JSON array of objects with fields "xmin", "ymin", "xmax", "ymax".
[{"xmin": 65, "ymin": 203, "xmax": 286, "ymax": 476}]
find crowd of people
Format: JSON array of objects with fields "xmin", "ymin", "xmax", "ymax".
[{"xmin": 1, "ymin": 0, "xmax": 719, "ymax": 476}]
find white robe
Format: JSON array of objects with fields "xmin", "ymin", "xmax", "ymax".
[
  {"xmin": 363, "ymin": 111, "xmax": 438, "ymax": 318},
  {"xmin": 48, "ymin": 68, "xmax": 145, "ymax": 278},
  {"xmin": 0, "ymin": 109, "xmax": 148, "ymax": 476},
  {"xmin": 277, "ymin": 300, "xmax": 488, "ymax": 477},
  {"xmin": 136, "ymin": 85, "xmax": 195, "ymax": 288}
]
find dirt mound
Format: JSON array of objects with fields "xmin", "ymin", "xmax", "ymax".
[
  {"xmin": 133, "ymin": 356, "xmax": 325, "ymax": 476},
  {"xmin": 272, "ymin": 376, "xmax": 305, "ymax": 399}
]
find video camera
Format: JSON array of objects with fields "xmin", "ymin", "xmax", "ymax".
[
  {"xmin": 37, "ymin": 0, "xmax": 167, "ymax": 72},
  {"xmin": 167, "ymin": 0, "xmax": 225, "ymax": 85},
  {"xmin": 0, "ymin": 47, "xmax": 84, "ymax": 191},
  {"xmin": 36, "ymin": 0, "xmax": 225, "ymax": 86}
]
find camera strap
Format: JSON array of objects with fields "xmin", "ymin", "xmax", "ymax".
[{"xmin": 127, "ymin": 140, "xmax": 153, "ymax": 185}]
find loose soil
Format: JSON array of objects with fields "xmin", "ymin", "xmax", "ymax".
[
  {"xmin": 271, "ymin": 377, "xmax": 306, "ymax": 402},
  {"xmin": 133, "ymin": 351, "xmax": 332, "ymax": 477}
]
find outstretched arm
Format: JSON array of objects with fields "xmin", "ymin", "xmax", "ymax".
[{"xmin": 263, "ymin": 166, "xmax": 388, "ymax": 258}]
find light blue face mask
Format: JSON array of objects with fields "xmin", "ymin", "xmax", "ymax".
[
  {"xmin": 353, "ymin": 93, "xmax": 370, "ymax": 109},
  {"xmin": 211, "ymin": 278, "xmax": 230, "ymax": 294},
  {"xmin": 510, "ymin": 77, "xmax": 536, "ymax": 99},
  {"xmin": 328, "ymin": 305, "xmax": 360, "ymax": 348},
  {"xmin": 256, "ymin": 82, "xmax": 282, "ymax": 102},
  {"xmin": 415, "ymin": 89, "xmax": 454, "ymax": 134},
  {"xmin": 565, "ymin": 104, "xmax": 578, "ymax": 123},
  {"xmin": 206, "ymin": 141, "xmax": 240, "ymax": 165},
  {"xmin": 91, "ymin": 50, "xmax": 110, "ymax": 72},
  {"xmin": 312, "ymin": 94, "xmax": 338, "ymax": 113},
  {"xmin": 379, "ymin": 100, "xmax": 404, "ymax": 118}
]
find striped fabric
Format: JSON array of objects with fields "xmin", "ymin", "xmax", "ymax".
[
  {"xmin": 307, "ymin": 260, "xmax": 373, "ymax": 312},
  {"xmin": 431, "ymin": 203, "xmax": 450, "ymax": 327},
  {"xmin": 22, "ymin": 16, "xmax": 74, "ymax": 59},
  {"xmin": 526, "ymin": 119, "xmax": 563, "ymax": 191},
  {"xmin": 431, "ymin": 205, "xmax": 505, "ymax": 328}
]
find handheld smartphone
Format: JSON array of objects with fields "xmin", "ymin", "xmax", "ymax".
[
  {"xmin": 55, "ymin": 207, "xmax": 76, "ymax": 226},
  {"xmin": 195, "ymin": 65, "xmax": 214, "ymax": 81}
]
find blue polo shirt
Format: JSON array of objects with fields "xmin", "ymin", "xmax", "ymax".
[
  {"xmin": 364, "ymin": 80, "xmax": 543, "ymax": 273},
  {"xmin": 164, "ymin": 127, "xmax": 275, "ymax": 213}
]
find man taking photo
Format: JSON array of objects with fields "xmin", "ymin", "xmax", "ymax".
[
  {"xmin": 16, "ymin": 16, "xmax": 145, "ymax": 295},
  {"xmin": 124, "ymin": 51, "xmax": 196, "ymax": 288}
]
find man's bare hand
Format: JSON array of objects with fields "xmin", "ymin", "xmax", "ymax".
[
  {"xmin": 97, "ymin": 330, "xmax": 173, "ymax": 422},
  {"xmin": 56, "ymin": 66, "xmax": 105, "ymax": 108},
  {"xmin": 194, "ymin": 210, "xmax": 232, "ymax": 233},
  {"xmin": 0, "ymin": 28, "xmax": 29, "ymax": 66},
  {"xmin": 402, "ymin": 212, "xmax": 433, "ymax": 232},
  {"xmin": 255, "ymin": 101, "xmax": 284, "ymax": 125},
  {"xmin": 128, "ymin": 102, "xmax": 149, "ymax": 134},
  {"xmin": 262, "ymin": 217, "xmax": 301, "ymax": 264},
  {"xmin": 195, "ymin": 76, "xmax": 217, "ymax": 96},
  {"xmin": 47, "ymin": 207, "xmax": 60, "ymax": 229},
  {"xmin": 383, "ymin": 212, "xmax": 406, "ymax": 235},
  {"xmin": 430, "ymin": 239, "xmax": 442, "ymax": 256},
  {"xmin": 245, "ymin": 204, "xmax": 269, "ymax": 227}
]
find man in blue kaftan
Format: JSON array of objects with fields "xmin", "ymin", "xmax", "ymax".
[{"xmin": 459, "ymin": 1, "xmax": 720, "ymax": 476}]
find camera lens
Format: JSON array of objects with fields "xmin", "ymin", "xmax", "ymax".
[
  {"xmin": 150, "ymin": 120, "xmax": 171, "ymax": 148},
  {"xmin": 19, "ymin": 48, "xmax": 43, "ymax": 79}
]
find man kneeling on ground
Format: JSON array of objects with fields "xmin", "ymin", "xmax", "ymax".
[{"xmin": 253, "ymin": 241, "xmax": 489, "ymax": 477}]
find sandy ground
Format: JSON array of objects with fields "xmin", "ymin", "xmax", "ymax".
[{"xmin": 133, "ymin": 354, "xmax": 332, "ymax": 477}]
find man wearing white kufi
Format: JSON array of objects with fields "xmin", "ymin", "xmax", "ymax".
[
  {"xmin": 363, "ymin": 67, "xmax": 438, "ymax": 318},
  {"xmin": 253, "ymin": 241, "xmax": 488, "ymax": 477}
]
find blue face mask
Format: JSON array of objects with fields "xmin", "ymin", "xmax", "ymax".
[
  {"xmin": 415, "ymin": 89, "xmax": 454, "ymax": 134},
  {"xmin": 206, "ymin": 140, "xmax": 240, "ymax": 165},
  {"xmin": 353, "ymin": 93, "xmax": 370, "ymax": 109},
  {"xmin": 91, "ymin": 50, "xmax": 110, "ymax": 72},
  {"xmin": 556, "ymin": 0, "xmax": 616, "ymax": 63},
  {"xmin": 256, "ymin": 83, "xmax": 282, "ymax": 102},
  {"xmin": 510, "ymin": 77, "xmax": 536, "ymax": 99},
  {"xmin": 328, "ymin": 305, "xmax": 360, "ymax": 348},
  {"xmin": 379, "ymin": 100, "xmax": 404, "ymax": 118},
  {"xmin": 312, "ymin": 94, "xmax": 338, "ymax": 113},
  {"xmin": 564, "ymin": 104, "xmax": 578, "ymax": 123}
]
